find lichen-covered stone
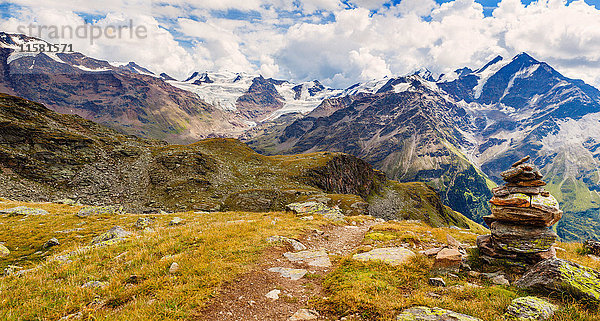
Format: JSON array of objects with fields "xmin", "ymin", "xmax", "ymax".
[
  {"xmin": 490, "ymin": 205, "xmax": 561, "ymax": 227},
  {"xmin": 530, "ymin": 194, "xmax": 560, "ymax": 213},
  {"xmin": 133, "ymin": 217, "xmax": 154, "ymax": 229},
  {"xmin": 286, "ymin": 201, "xmax": 345, "ymax": 222},
  {"xmin": 352, "ymin": 247, "xmax": 415, "ymax": 266},
  {"xmin": 76, "ymin": 206, "xmax": 124, "ymax": 218},
  {"xmin": 0, "ymin": 206, "xmax": 48, "ymax": 216},
  {"xmin": 489, "ymin": 193, "xmax": 530, "ymax": 207},
  {"xmin": 516, "ymin": 258, "xmax": 600, "ymax": 305},
  {"xmin": 91, "ymin": 226, "xmax": 131, "ymax": 245},
  {"xmin": 168, "ymin": 217, "xmax": 183, "ymax": 226},
  {"xmin": 504, "ymin": 296, "xmax": 557, "ymax": 321},
  {"xmin": 396, "ymin": 306, "xmax": 482, "ymax": 320},
  {"xmin": 490, "ymin": 221, "xmax": 557, "ymax": 253},
  {"xmin": 584, "ymin": 240, "xmax": 600, "ymax": 256},
  {"xmin": 0, "ymin": 244, "xmax": 9, "ymax": 257}
]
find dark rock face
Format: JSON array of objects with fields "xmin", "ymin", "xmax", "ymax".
[
  {"xmin": 0, "ymin": 33, "xmax": 241, "ymax": 144},
  {"xmin": 236, "ymin": 76, "xmax": 285, "ymax": 121},
  {"xmin": 516, "ymin": 258, "xmax": 600, "ymax": 305},
  {"xmin": 490, "ymin": 221, "xmax": 557, "ymax": 253}
]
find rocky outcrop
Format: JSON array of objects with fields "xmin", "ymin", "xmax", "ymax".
[
  {"xmin": 516, "ymin": 257, "xmax": 600, "ymax": 305},
  {"xmin": 300, "ymin": 153, "xmax": 386, "ymax": 199}
]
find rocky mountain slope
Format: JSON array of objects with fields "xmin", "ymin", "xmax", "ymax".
[
  {"xmin": 0, "ymin": 32, "xmax": 249, "ymax": 143},
  {"xmin": 247, "ymin": 54, "xmax": 600, "ymax": 241},
  {"xmin": 0, "ymin": 93, "xmax": 477, "ymax": 229}
]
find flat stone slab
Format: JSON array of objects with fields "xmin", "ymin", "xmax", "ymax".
[
  {"xmin": 284, "ymin": 249, "xmax": 332, "ymax": 267},
  {"xmin": 504, "ymin": 296, "xmax": 557, "ymax": 321},
  {"xmin": 0, "ymin": 206, "xmax": 48, "ymax": 216},
  {"xmin": 268, "ymin": 267, "xmax": 307, "ymax": 280},
  {"xmin": 516, "ymin": 258, "xmax": 600, "ymax": 304},
  {"xmin": 396, "ymin": 306, "xmax": 482, "ymax": 320},
  {"xmin": 266, "ymin": 236, "xmax": 307, "ymax": 251},
  {"xmin": 352, "ymin": 247, "xmax": 415, "ymax": 266}
]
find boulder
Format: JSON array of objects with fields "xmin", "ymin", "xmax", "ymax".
[
  {"xmin": 0, "ymin": 244, "xmax": 9, "ymax": 257},
  {"xmin": 489, "ymin": 205, "xmax": 561, "ymax": 227},
  {"xmin": 490, "ymin": 221, "xmax": 557, "ymax": 253},
  {"xmin": 434, "ymin": 248, "xmax": 462, "ymax": 268},
  {"xmin": 352, "ymin": 247, "xmax": 416, "ymax": 266},
  {"xmin": 91, "ymin": 226, "xmax": 131, "ymax": 245},
  {"xmin": 77, "ymin": 206, "xmax": 124, "ymax": 218},
  {"xmin": 284, "ymin": 249, "xmax": 331, "ymax": 267},
  {"xmin": 503, "ymin": 296, "xmax": 557, "ymax": 321},
  {"xmin": 0, "ymin": 206, "xmax": 48, "ymax": 216},
  {"xmin": 515, "ymin": 258, "xmax": 600, "ymax": 305},
  {"xmin": 286, "ymin": 201, "xmax": 345, "ymax": 222},
  {"xmin": 396, "ymin": 306, "xmax": 482, "ymax": 321}
]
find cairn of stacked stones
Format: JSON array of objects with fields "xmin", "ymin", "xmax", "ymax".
[{"xmin": 477, "ymin": 156, "xmax": 562, "ymax": 267}]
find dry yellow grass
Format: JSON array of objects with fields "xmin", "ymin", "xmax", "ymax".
[{"xmin": 0, "ymin": 200, "xmax": 328, "ymax": 320}]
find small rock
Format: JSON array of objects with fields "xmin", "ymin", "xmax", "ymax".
[
  {"xmin": 266, "ymin": 236, "xmax": 307, "ymax": 251},
  {"xmin": 76, "ymin": 206, "xmax": 124, "ymax": 218},
  {"xmin": 397, "ymin": 306, "xmax": 482, "ymax": 321},
  {"xmin": 268, "ymin": 267, "xmax": 308, "ymax": 280},
  {"xmin": 352, "ymin": 247, "xmax": 416, "ymax": 266},
  {"xmin": 55, "ymin": 199, "xmax": 77, "ymax": 206},
  {"xmin": 468, "ymin": 271, "xmax": 481, "ymax": 278},
  {"xmin": 43, "ymin": 237, "xmax": 60, "ymax": 249},
  {"xmin": 289, "ymin": 308, "xmax": 319, "ymax": 321},
  {"xmin": 265, "ymin": 289, "xmax": 281, "ymax": 300},
  {"xmin": 299, "ymin": 216, "xmax": 314, "ymax": 221},
  {"xmin": 284, "ymin": 249, "xmax": 331, "ymax": 267},
  {"xmin": 434, "ymin": 248, "xmax": 462, "ymax": 268},
  {"xmin": 82, "ymin": 281, "xmax": 108, "ymax": 288},
  {"xmin": 133, "ymin": 217, "xmax": 154, "ymax": 229},
  {"xmin": 504, "ymin": 296, "xmax": 557, "ymax": 321},
  {"xmin": 0, "ymin": 244, "xmax": 9, "ymax": 257},
  {"xmin": 91, "ymin": 226, "xmax": 131, "ymax": 245},
  {"xmin": 421, "ymin": 247, "xmax": 444, "ymax": 256},
  {"xmin": 0, "ymin": 206, "xmax": 49, "ymax": 216},
  {"xmin": 428, "ymin": 277, "xmax": 446, "ymax": 287},
  {"xmin": 427, "ymin": 292, "xmax": 441, "ymax": 298},
  {"xmin": 169, "ymin": 262, "xmax": 180, "ymax": 274},
  {"xmin": 490, "ymin": 275, "xmax": 510, "ymax": 286},
  {"xmin": 446, "ymin": 234, "xmax": 460, "ymax": 249},
  {"xmin": 169, "ymin": 217, "xmax": 183, "ymax": 226}
]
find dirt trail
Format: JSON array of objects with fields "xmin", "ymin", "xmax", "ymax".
[{"xmin": 197, "ymin": 219, "xmax": 378, "ymax": 321}]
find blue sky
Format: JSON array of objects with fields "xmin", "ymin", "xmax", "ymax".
[{"xmin": 1, "ymin": 0, "xmax": 600, "ymax": 88}]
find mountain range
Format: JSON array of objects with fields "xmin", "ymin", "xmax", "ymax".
[{"xmin": 2, "ymin": 31, "xmax": 600, "ymax": 240}]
